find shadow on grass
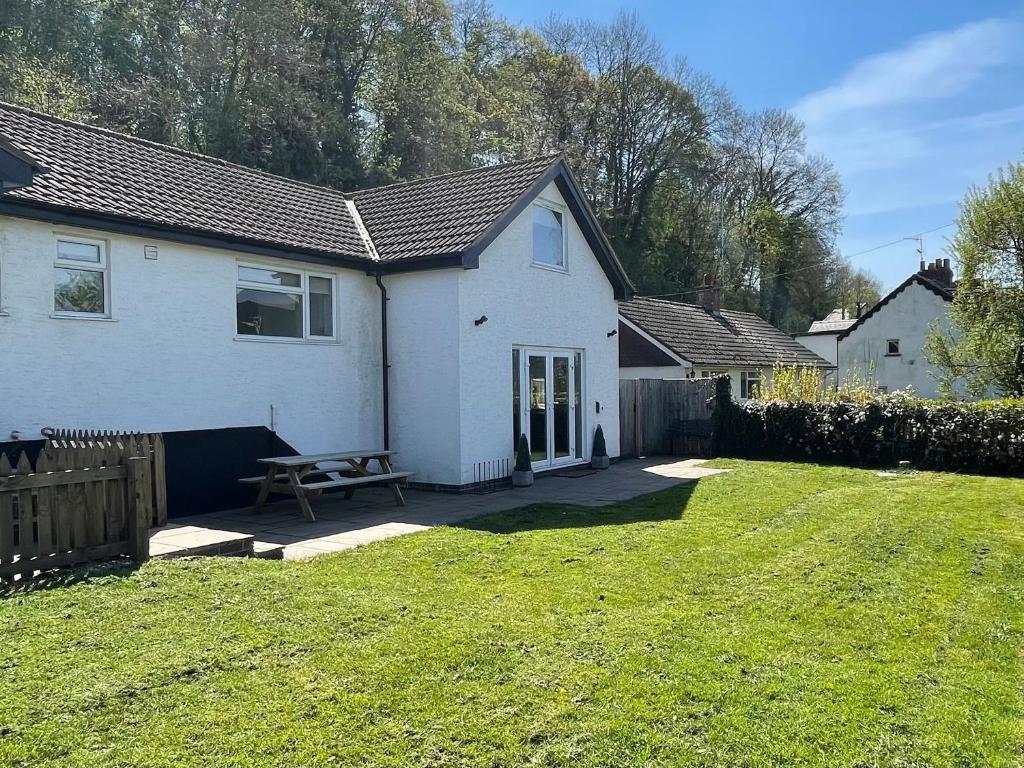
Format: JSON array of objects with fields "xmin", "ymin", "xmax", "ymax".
[
  {"xmin": 455, "ymin": 481, "xmax": 698, "ymax": 534},
  {"xmin": 0, "ymin": 557, "xmax": 142, "ymax": 597}
]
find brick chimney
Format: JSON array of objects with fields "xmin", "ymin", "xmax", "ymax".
[
  {"xmin": 698, "ymin": 273, "xmax": 721, "ymax": 315},
  {"xmin": 918, "ymin": 258, "xmax": 954, "ymax": 290}
]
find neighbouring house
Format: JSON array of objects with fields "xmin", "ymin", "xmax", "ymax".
[
  {"xmin": 791, "ymin": 308, "xmax": 856, "ymax": 366},
  {"xmin": 811, "ymin": 260, "xmax": 955, "ymax": 398},
  {"xmin": 618, "ymin": 277, "xmax": 833, "ymax": 401},
  {"xmin": 0, "ymin": 102, "xmax": 634, "ymax": 509}
]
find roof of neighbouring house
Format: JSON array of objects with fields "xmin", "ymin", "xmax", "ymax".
[
  {"xmin": 619, "ymin": 296, "xmax": 833, "ymax": 368},
  {"xmin": 796, "ymin": 308, "xmax": 856, "ymax": 336},
  {"xmin": 0, "ymin": 102, "xmax": 633, "ymax": 296},
  {"xmin": 836, "ymin": 273, "xmax": 954, "ymax": 341}
]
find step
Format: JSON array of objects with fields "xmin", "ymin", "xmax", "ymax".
[
  {"xmin": 252, "ymin": 541, "xmax": 285, "ymax": 560},
  {"xmin": 149, "ymin": 524, "xmax": 255, "ymax": 559}
]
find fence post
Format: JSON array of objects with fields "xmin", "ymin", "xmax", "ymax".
[{"xmin": 126, "ymin": 457, "xmax": 152, "ymax": 563}]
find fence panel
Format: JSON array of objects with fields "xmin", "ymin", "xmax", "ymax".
[
  {"xmin": 49, "ymin": 430, "xmax": 167, "ymax": 527},
  {"xmin": 0, "ymin": 444, "xmax": 152, "ymax": 582},
  {"xmin": 618, "ymin": 378, "xmax": 716, "ymax": 458}
]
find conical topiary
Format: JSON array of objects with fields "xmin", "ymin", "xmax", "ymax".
[
  {"xmin": 592, "ymin": 424, "xmax": 608, "ymax": 457},
  {"xmin": 514, "ymin": 434, "xmax": 532, "ymax": 472}
]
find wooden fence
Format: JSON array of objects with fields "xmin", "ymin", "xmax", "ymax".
[
  {"xmin": 48, "ymin": 430, "xmax": 167, "ymax": 527},
  {"xmin": 619, "ymin": 378, "xmax": 716, "ymax": 458},
  {"xmin": 0, "ymin": 441, "xmax": 153, "ymax": 581}
]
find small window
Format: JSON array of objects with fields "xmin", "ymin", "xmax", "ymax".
[
  {"xmin": 236, "ymin": 265, "xmax": 336, "ymax": 341},
  {"xmin": 532, "ymin": 203, "xmax": 565, "ymax": 269},
  {"xmin": 741, "ymin": 370, "xmax": 762, "ymax": 400},
  {"xmin": 877, "ymin": 385, "xmax": 889, "ymax": 394},
  {"xmin": 54, "ymin": 238, "xmax": 108, "ymax": 316},
  {"xmin": 886, "ymin": 339, "xmax": 900, "ymax": 356}
]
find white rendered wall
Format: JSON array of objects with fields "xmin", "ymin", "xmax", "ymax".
[
  {"xmin": 795, "ymin": 333, "xmax": 839, "ymax": 366},
  {"xmin": 838, "ymin": 282, "xmax": 951, "ymax": 398},
  {"xmin": 452, "ymin": 182, "xmax": 624, "ymax": 486},
  {"xmin": 0, "ymin": 217, "xmax": 383, "ymax": 452},
  {"xmin": 384, "ymin": 270, "xmax": 462, "ymax": 483},
  {"xmin": 619, "ymin": 365, "xmax": 688, "ymax": 380}
]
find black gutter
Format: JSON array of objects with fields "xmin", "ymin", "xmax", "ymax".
[{"xmin": 374, "ymin": 273, "xmax": 391, "ymax": 450}]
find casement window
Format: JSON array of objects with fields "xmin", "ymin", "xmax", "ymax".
[
  {"xmin": 54, "ymin": 237, "xmax": 109, "ymax": 316},
  {"xmin": 531, "ymin": 202, "xmax": 566, "ymax": 270},
  {"xmin": 236, "ymin": 264, "xmax": 336, "ymax": 341},
  {"xmin": 886, "ymin": 339, "xmax": 900, "ymax": 356},
  {"xmin": 741, "ymin": 370, "xmax": 762, "ymax": 400}
]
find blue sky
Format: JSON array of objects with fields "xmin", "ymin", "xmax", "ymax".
[{"xmin": 489, "ymin": 0, "xmax": 1024, "ymax": 290}]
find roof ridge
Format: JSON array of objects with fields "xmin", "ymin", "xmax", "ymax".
[
  {"xmin": 0, "ymin": 100, "xmax": 353, "ymax": 200},
  {"xmin": 351, "ymin": 153, "xmax": 562, "ymax": 196}
]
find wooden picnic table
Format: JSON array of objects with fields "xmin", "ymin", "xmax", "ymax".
[{"xmin": 239, "ymin": 449, "xmax": 413, "ymax": 521}]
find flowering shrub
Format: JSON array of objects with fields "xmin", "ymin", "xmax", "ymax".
[{"xmin": 713, "ymin": 389, "xmax": 1024, "ymax": 475}]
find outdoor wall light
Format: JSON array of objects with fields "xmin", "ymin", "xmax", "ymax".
[
  {"xmin": 474, "ymin": 315, "xmax": 488, "ymax": 326},
  {"xmin": 607, "ymin": 329, "xmax": 618, "ymax": 337}
]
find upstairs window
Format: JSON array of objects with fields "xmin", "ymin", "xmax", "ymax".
[
  {"xmin": 532, "ymin": 203, "xmax": 565, "ymax": 270},
  {"xmin": 236, "ymin": 264, "xmax": 335, "ymax": 341},
  {"xmin": 886, "ymin": 339, "xmax": 901, "ymax": 356},
  {"xmin": 54, "ymin": 237, "xmax": 108, "ymax": 316}
]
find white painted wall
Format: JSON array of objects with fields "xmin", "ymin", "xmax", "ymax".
[
  {"xmin": 838, "ymin": 281, "xmax": 951, "ymax": 398},
  {"xmin": 452, "ymin": 181, "xmax": 623, "ymax": 485},
  {"xmin": 0, "ymin": 216, "xmax": 383, "ymax": 452},
  {"xmin": 619, "ymin": 365, "xmax": 688, "ymax": 380},
  {"xmin": 795, "ymin": 333, "xmax": 839, "ymax": 366},
  {"xmin": 385, "ymin": 270, "xmax": 462, "ymax": 483}
]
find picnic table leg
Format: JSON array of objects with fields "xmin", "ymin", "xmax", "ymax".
[
  {"xmin": 342, "ymin": 457, "xmax": 372, "ymax": 500},
  {"xmin": 251, "ymin": 465, "xmax": 276, "ymax": 513},
  {"xmin": 378, "ymin": 456, "xmax": 406, "ymax": 507},
  {"xmin": 287, "ymin": 467, "xmax": 317, "ymax": 522}
]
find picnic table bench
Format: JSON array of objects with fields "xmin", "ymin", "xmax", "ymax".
[{"xmin": 239, "ymin": 449, "xmax": 412, "ymax": 521}]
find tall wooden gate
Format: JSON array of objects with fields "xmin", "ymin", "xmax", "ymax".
[{"xmin": 619, "ymin": 378, "xmax": 715, "ymax": 457}]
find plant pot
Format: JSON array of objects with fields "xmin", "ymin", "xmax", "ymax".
[
  {"xmin": 591, "ymin": 455, "xmax": 610, "ymax": 470},
  {"xmin": 512, "ymin": 469, "xmax": 534, "ymax": 487}
]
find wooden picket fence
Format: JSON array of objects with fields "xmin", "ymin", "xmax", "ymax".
[
  {"xmin": 0, "ymin": 439, "xmax": 153, "ymax": 582},
  {"xmin": 48, "ymin": 430, "xmax": 167, "ymax": 527}
]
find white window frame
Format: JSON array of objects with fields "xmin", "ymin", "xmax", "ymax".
[
  {"xmin": 530, "ymin": 200, "xmax": 568, "ymax": 273},
  {"xmin": 53, "ymin": 235, "xmax": 110, "ymax": 318},
  {"xmin": 235, "ymin": 261, "xmax": 339, "ymax": 343},
  {"xmin": 886, "ymin": 339, "xmax": 901, "ymax": 356},
  {"xmin": 740, "ymin": 370, "xmax": 762, "ymax": 400}
]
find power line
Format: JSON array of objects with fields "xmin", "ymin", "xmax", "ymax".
[{"xmin": 642, "ymin": 222, "xmax": 957, "ymax": 301}]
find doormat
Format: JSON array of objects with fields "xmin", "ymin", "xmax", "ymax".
[{"xmin": 548, "ymin": 468, "xmax": 598, "ymax": 479}]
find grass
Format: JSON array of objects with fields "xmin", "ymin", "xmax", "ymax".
[{"xmin": 1, "ymin": 460, "xmax": 1023, "ymax": 767}]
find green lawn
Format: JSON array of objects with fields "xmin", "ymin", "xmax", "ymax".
[{"xmin": 2, "ymin": 460, "xmax": 1023, "ymax": 767}]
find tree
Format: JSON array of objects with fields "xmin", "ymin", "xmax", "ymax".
[{"xmin": 928, "ymin": 163, "xmax": 1024, "ymax": 397}]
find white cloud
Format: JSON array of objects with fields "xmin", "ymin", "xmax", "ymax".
[{"xmin": 794, "ymin": 19, "xmax": 1017, "ymax": 126}]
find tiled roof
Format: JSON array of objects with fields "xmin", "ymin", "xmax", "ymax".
[
  {"xmin": 619, "ymin": 297, "xmax": 833, "ymax": 368},
  {"xmin": 799, "ymin": 308, "xmax": 856, "ymax": 335},
  {"xmin": 0, "ymin": 102, "xmax": 370, "ymax": 260},
  {"xmin": 352, "ymin": 155, "xmax": 560, "ymax": 262}
]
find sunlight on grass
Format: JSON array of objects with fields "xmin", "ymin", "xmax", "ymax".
[{"xmin": 1, "ymin": 461, "xmax": 1022, "ymax": 767}]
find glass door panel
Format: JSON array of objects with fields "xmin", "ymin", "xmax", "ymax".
[
  {"xmin": 552, "ymin": 356, "xmax": 571, "ymax": 460},
  {"xmin": 528, "ymin": 355, "xmax": 548, "ymax": 462}
]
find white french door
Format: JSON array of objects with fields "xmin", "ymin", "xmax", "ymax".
[{"xmin": 513, "ymin": 348, "xmax": 583, "ymax": 469}]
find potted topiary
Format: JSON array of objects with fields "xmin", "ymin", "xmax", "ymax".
[
  {"xmin": 591, "ymin": 424, "xmax": 610, "ymax": 469},
  {"xmin": 512, "ymin": 433, "xmax": 534, "ymax": 487}
]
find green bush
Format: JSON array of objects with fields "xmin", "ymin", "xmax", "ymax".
[
  {"xmin": 714, "ymin": 393, "xmax": 1024, "ymax": 476},
  {"xmin": 515, "ymin": 434, "xmax": 532, "ymax": 473}
]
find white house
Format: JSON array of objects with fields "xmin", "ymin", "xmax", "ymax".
[
  {"xmin": 791, "ymin": 308, "xmax": 855, "ymax": 366},
  {"xmin": 820, "ymin": 261, "xmax": 955, "ymax": 398},
  {"xmin": 0, "ymin": 103, "xmax": 634, "ymax": 507},
  {"xmin": 618, "ymin": 279, "xmax": 833, "ymax": 401}
]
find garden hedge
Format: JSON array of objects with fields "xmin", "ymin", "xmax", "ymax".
[{"xmin": 711, "ymin": 377, "xmax": 1024, "ymax": 476}]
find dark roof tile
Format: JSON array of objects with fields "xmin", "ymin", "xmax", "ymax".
[{"xmin": 620, "ymin": 297, "xmax": 832, "ymax": 368}]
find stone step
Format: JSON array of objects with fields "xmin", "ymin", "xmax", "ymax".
[
  {"xmin": 252, "ymin": 541, "xmax": 285, "ymax": 560},
  {"xmin": 149, "ymin": 524, "xmax": 255, "ymax": 559}
]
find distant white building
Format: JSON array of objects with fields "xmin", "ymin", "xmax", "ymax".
[{"xmin": 797, "ymin": 260, "xmax": 955, "ymax": 398}]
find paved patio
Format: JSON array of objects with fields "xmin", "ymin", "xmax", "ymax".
[{"xmin": 150, "ymin": 457, "xmax": 727, "ymax": 561}]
